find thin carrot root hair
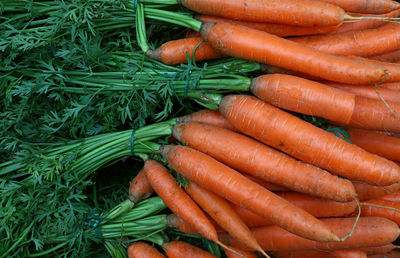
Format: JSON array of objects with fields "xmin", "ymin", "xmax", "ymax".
[
  {"xmin": 216, "ymin": 241, "xmax": 247, "ymax": 258},
  {"xmin": 374, "ymin": 84, "xmax": 399, "ymax": 119},
  {"xmin": 339, "ymin": 198, "xmax": 361, "ymax": 242},
  {"xmin": 345, "ymin": 15, "xmax": 400, "ymax": 22}
]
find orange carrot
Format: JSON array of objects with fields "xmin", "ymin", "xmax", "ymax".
[
  {"xmin": 219, "ymin": 217, "xmax": 399, "ymax": 251},
  {"xmin": 225, "ymin": 247, "xmax": 258, "ymax": 258},
  {"xmin": 128, "ymin": 168, "xmax": 153, "ymax": 203},
  {"xmin": 173, "ymin": 122, "xmax": 356, "ymax": 201},
  {"xmin": 185, "ymin": 30, "xmax": 202, "ymax": 38},
  {"xmin": 375, "ymin": 82, "xmax": 400, "ymax": 91},
  {"xmin": 197, "ymin": 15, "xmax": 339, "ymax": 37},
  {"xmin": 361, "ymin": 244, "xmax": 398, "ymax": 255},
  {"xmin": 369, "ymin": 49, "xmax": 400, "ymax": 63},
  {"xmin": 143, "ymin": 159, "xmax": 220, "ymax": 243},
  {"xmin": 146, "ymin": 37, "xmax": 223, "ymax": 65},
  {"xmin": 219, "ymin": 95, "xmax": 400, "ymax": 185},
  {"xmin": 230, "ymin": 203, "xmax": 272, "ymax": 228},
  {"xmin": 291, "ymin": 23, "xmax": 400, "ymax": 57},
  {"xmin": 178, "ymin": 109, "xmax": 235, "ymax": 131},
  {"xmin": 244, "ymin": 175, "xmax": 289, "ymax": 192},
  {"xmin": 368, "ymin": 251, "xmax": 400, "ymax": 258},
  {"xmin": 200, "ymin": 23, "xmax": 389, "ymax": 84},
  {"xmin": 378, "ymin": 192, "xmax": 400, "ymax": 203},
  {"xmin": 272, "ymin": 249, "xmax": 367, "ymax": 258},
  {"xmin": 360, "ymin": 199, "xmax": 400, "ymax": 226},
  {"xmin": 167, "ymin": 214, "xmax": 224, "ymax": 234},
  {"xmin": 317, "ymin": 0, "xmax": 400, "ymax": 14},
  {"xmin": 180, "ymin": 0, "xmax": 346, "ymax": 26},
  {"xmin": 353, "ymin": 182, "xmax": 400, "ymax": 201},
  {"xmin": 349, "ymin": 96, "xmax": 400, "ymax": 133},
  {"xmin": 163, "ymin": 241, "xmax": 217, "ymax": 258},
  {"xmin": 127, "ymin": 242, "xmax": 165, "ymax": 258},
  {"xmin": 161, "ymin": 145, "xmax": 340, "ymax": 242},
  {"xmin": 330, "ymin": 249, "xmax": 367, "ymax": 258},
  {"xmin": 326, "ymin": 82, "xmax": 400, "ymax": 103},
  {"xmin": 250, "ymin": 74, "xmax": 356, "ymax": 125},
  {"xmin": 185, "ymin": 181, "xmax": 268, "ymax": 256},
  {"xmin": 347, "ymin": 127, "xmax": 400, "ymax": 162}
]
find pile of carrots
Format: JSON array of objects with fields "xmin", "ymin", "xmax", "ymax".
[{"xmin": 124, "ymin": 0, "xmax": 400, "ymax": 257}]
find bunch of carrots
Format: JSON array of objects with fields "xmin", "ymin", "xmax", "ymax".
[{"xmin": 118, "ymin": 0, "xmax": 400, "ymax": 257}]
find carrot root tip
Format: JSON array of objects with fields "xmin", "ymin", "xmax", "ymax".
[
  {"xmin": 172, "ymin": 124, "xmax": 184, "ymax": 141},
  {"xmin": 200, "ymin": 22, "xmax": 215, "ymax": 42}
]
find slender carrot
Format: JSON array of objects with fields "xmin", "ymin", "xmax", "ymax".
[
  {"xmin": 180, "ymin": 0, "xmax": 346, "ymax": 26},
  {"xmin": 353, "ymin": 182, "xmax": 400, "ymax": 201},
  {"xmin": 244, "ymin": 175, "xmax": 289, "ymax": 192},
  {"xmin": 250, "ymin": 74, "xmax": 356, "ymax": 125},
  {"xmin": 349, "ymin": 96, "xmax": 400, "ymax": 133},
  {"xmin": 346, "ymin": 127, "xmax": 400, "ymax": 162},
  {"xmin": 185, "ymin": 181, "xmax": 268, "ymax": 256},
  {"xmin": 317, "ymin": 0, "xmax": 400, "ymax": 14},
  {"xmin": 261, "ymin": 64, "xmax": 321, "ymax": 81},
  {"xmin": 177, "ymin": 109, "xmax": 235, "ymax": 131},
  {"xmin": 128, "ymin": 168, "xmax": 153, "ymax": 203},
  {"xmin": 147, "ymin": 37, "xmax": 223, "ymax": 65},
  {"xmin": 161, "ymin": 145, "xmax": 340, "ymax": 242},
  {"xmin": 326, "ymin": 82, "xmax": 400, "ymax": 103},
  {"xmin": 375, "ymin": 82, "xmax": 400, "ymax": 91},
  {"xmin": 127, "ymin": 242, "xmax": 165, "ymax": 258},
  {"xmin": 229, "ymin": 203, "xmax": 272, "ymax": 228},
  {"xmin": 197, "ymin": 15, "xmax": 339, "ymax": 37},
  {"xmin": 378, "ymin": 193, "xmax": 400, "ymax": 203},
  {"xmin": 162, "ymin": 241, "xmax": 217, "ymax": 258},
  {"xmin": 173, "ymin": 122, "xmax": 356, "ymax": 201},
  {"xmin": 272, "ymin": 249, "xmax": 367, "ymax": 258},
  {"xmin": 219, "ymin": 95, "xmax": 400, "ymax": 185},
  {"xmin": 330, "ymin": 249, "xmax": 367, "ymax": 258},
  {"xmin": 360, "ymin": 199, "xmax": 400, "ymax": 225},
  {"xmin": 361, "ymin": 244, "xmax": 398, "ymax": 255},
  {"xmin": 200, "ymin": 23, "xmax": 389, "ymax": 84},
  {"xmin": 219, "ymin": 217, "xmax": 400, "ymax": 251},
  {"xmin": 369, "ymin": 49, "xmax": 400, "ymax": 63},
  {"xmin": 225, "ymin": 247, "xmax": 258, "ymax": 258},
  {"xmin": 167, "ymin": 214, "xmax": 224, "ymax": 234},
  {"xmin": 291, "ymin": 23, "xmax": 400, "ymax": 57}
]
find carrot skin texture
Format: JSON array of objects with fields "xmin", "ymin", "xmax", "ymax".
[
  {"xmin": 180, "ymin": 0, "xmax": 345, "ymax": 26},
  {"xmin": 197, "ymin": 15, "xmax": 339, "ymax": 37},
  {"xmin": 369, "ymin": 49, "xmax": 400, "ymax": 63},
  {"xmin": 161, "ymin": 145, "xmax": 339, "ymax": 242},
  {"xmin": 317, "ymin": 0, "xmax": 400, "ymax": 14},
  {"xmin": 225, "ymin": 247, "xmax": 257, "ymax": 258},
  {"xmin": 360, "ymin": 244, "xmax": 397, "ymax": 255},
  {"xmin": 167, "ymin": 214, "xmax": 200, "ymax": 235},
  {"xmin": 144, "ymin": 160, "xmax": 219, "ymax": 242},
  {"xmin": 272, "ymin": 249, "xmax": 367, "ymax": 258},
  {"xmin": 291, "ymin": 23, "xmax": 400, "ymax": 57},
  {"xmin": 361, "ymin": 199, "xmax": 400, "ymax": 226},
  {"xmin": 127, "ymin": 242, "xmax": 165, "ymax": 258},
  {"xmin": 185, "ymin": 181, "xmax": 264, "ymax": 252},
  {"xmin": 128, "ymin": 169, "xmax": 153, "ymax": 203},
  {"xmin": 347, "ymin": 127, "xmax": 400, "ymax": 162},
  {"xmin": 201, "ymin": 23, "xmax": 388, "ymax": 84},
  {"xmin": 178, "ymin": 109, "xmax": 235, "ymax": 131},
  {"xmin": 378, "ymin": 192, "xmax": 400, "ymax": 203},
  {"xmin": 219, "ymin": 217, "xmax": 400, "ymax": 251},
  {"xmin": 353, "ymin": 182, "xmax": 400, "ymax": 201},
  {"xmin": 368, "ymin": 251, "xmax": 400, "ymax": 258},
  {"xmin": 251, "ymin": 74, "xmax": 356, "ymax": 125},
  {"xmin": 244, "ymin": 175, "xmax": 289, "ymax": 192},
  {"xmin": 219, "ymin": 95, "xmax": 400, "ymax": 186},
  {"xmin": 163, "ymin": 241, "xmax": 217, "ymax": 258},
  {"xmin": 173, "ymin": 122, "xmax": 356, "ymax": 201}
]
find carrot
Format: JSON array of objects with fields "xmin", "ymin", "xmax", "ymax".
[
  {"xmin": 361, "ymin": 244, "xmax": 398, "ymax": 255},
  {"xmin": 173, "ymin": 122, "xmax": 356, "ymax": 201},
  {"xmin": 378, "ymin": 193, "xmax": 400, "ymax": 203},
  {"xmin": 225, "ymin": 247, "xmax": 257, "ymax": 258},
  {"xmin": 353, "ymin": 182, "xmax": 400, "ymax": 201},
  {"xmin": 167, "ymin": 214, "xmax": 223, "ymax": 234},
  {"xmin": 219, "ymin": 95, "xmax": 400, "ymax": 185},
  {"xmin": 369, "ymin": 49, "xmax": 400, "ymax": 63},
  {"xmin": 330, "ymin": 249, "xmax": 367, "ymax": 258},
  {"xmin": 200, "ymin": 23, "xmax": 389, "ymax": 84},
  {"xmin": 128, "ymin": 168, "xmax": 153, "ymax": 203},
  {"xmin": 180, "ymin": 0, "xmax": 346, "ymax": 27},
  {"xmin": 250, "ymin": 74, "xmax": 356, "ymax": 125},
  {"xmin": 143, "ymin": 159, "xmax": 221, "ymax": 244},
  {"xmin": 185, "ymin": 181, "xmax": 268, "ymax": 256},
  {"xmin": 346, "ymin": 127, "xmax": 400, "ymax": 162},
  {"xmin": 161, "ymin": 145, "xmax": 340, "ymax": 242},
  {"xmin": 375, "ymin": 82, "xmax": 400, "ymax": 91},
  {"xmin": 162, "ymin": 241, "xmax": 217, "ymax": 258},
  {"xmin": 219, "ymin": 217, "xmax": 400, "ymax": 251},
  {"xmin": 244, "ymin": 175, "xmax": 289, "ymax": 192},
  {"xmin": 229, "ymin": 203, "xmax": 272, "ymax": 228},
  {"xmin": 326, "ymin": 82, "xmax": 400, "ymax": 103},
  {"xmin": 349, "ymin": 96, "xmax": 400, "ymax": 133},
  {"xmin": 368, "ymin": 251, "xmax": 400, "ymax": 258},
  {"xmin": 185, "ymin": 30, "xmax": 202, "ymax": 38},
  {"xmin": 128, "ymin": 242, "xmax": 165, "ymax": 258},
  {"xmin": 272, "ymin": 249, "xmax": 367, "ymax": 258},
  {"xmin": 146, "ymin": 37, "xmax": 223, "ymax": 65},
  {"xmin": 291, "ymin": 23, "xmax": 400, "ymax": 57},
  {"xmin": 197, "ymin": 15, "xmax": 339, "ymax": 37},
  {"xmin": 360, "ymin": 199, "xmax": 400, "ymax": 225},
  {"xmin": 317, "ymin": 0, "xmax": 400, "ymax": 14},
  {"xmin": 177, "ymin": 109, "xmax": 235, "ymax": 131}
]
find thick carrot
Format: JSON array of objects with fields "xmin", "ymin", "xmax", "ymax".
[
  {"xmin": 225, "ymin": 247, "xmax": 257, "ymax": 258},
  {"xmin": 347, "ymin": 127, "xmax": 400, "ymax": 162},
  {"xmin": 326, "ymin": 82, "xmax": 400, "ymax": 103},
  {"xmin": 128, "ymin": 242, "xmax": 165, "ymax": 258},
  {"xmin": 361, "ymin": 244, "xmax": 398, "ymax": 255},
  {"xmin": 200, "ymin": 23, "xmax": 389, "ymax": 84},
  {"xmin": 163, "ymin": 241, "xmax": 217, "ymax": 258},
  {"xmin": 143, "ymin": 159, "xmax": 220, "ymax": 243},
  {"xmin": 353, "ymin": 182, "xmax": 400, "ymax": 201},
  {"xmin": 375, "ymin": 82, "xmax": 400, "ymax": 91},
  {"xmin": 250, "ymin": 74, "xmax": 356, "ymax": 125},
  {"xmin": 173, "ymin": 122, "xmax": 356, "ymax": 201},
  {"xmin": 167, "ymin": 214, "xmax": 223, "ymax": 234},
  {"xmin": 368, "ymin": 251, "xmax": 400, "ymax": 258},
  {"xmin": 180, "ymin": 0, "xmax": 346, "ymax": 26},
  {"xmin": 128, "ymin": 168, "xmax": 153, "ymax": 203},
  {"xmin": 219, "ymin": 95, "xmax": 400, "ymax": 185},
  {"xmin": 244, "ymin": 175, "xmax": 289, "ymax": 192},
  {"xmin": 272, "ymin": 249, "xmax": 367, "ymax": 258},
  {"xmin": 147, "ymin": 37, "xmax": 223, "ymax": 65},
  {"xmin": 369, "ymin": 49, "xmax": 400, "ymax": 63},
  {"xmin": 197, "ymin": 15, "xmax": 339, "ymax": 37},
  {"xmin": 185, "ymin": 181, "xmax": 268, "ymax": 256},
  {"xmin": 219, "ymin": 217, "xmax": 399, "ymax": 251},
  {"xmin": 177, "ymin": 109, "xmax": 235, "ymax": 131},
  {"xmin": 291, "ymin": 23, "xmax": 400, "ymax": 57},
  {"xmin": 330, "ymin": 249, "xmax": 367, "ymax": 258},
  {"xmin": 161, "ymin": 145, "xmax": 340, "ymax": 242},
  {"xmin": 360, "ymin": 199, "xmax": 400, "ymax": 225},
  {"xmin": 378, "ymin": 193, "xmax": 400, "ymax": 203},
  {"xmin": 349, "ymin": 96, "xmax": 400, "ymax": 133},
  {"xmin": 317, "ymin": 0, "xmax": 400, "ymax": 14},
  {"xmin": 230, "ymin": 203, "xmax": 272, "ymax": 228}
]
